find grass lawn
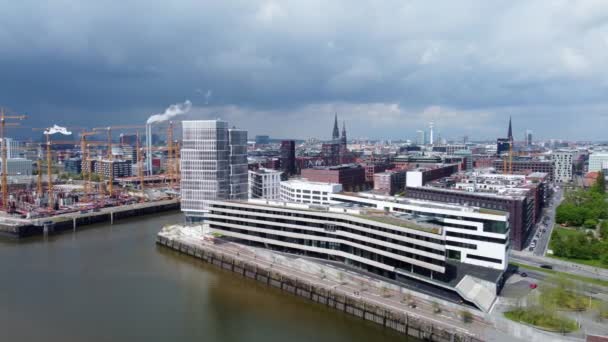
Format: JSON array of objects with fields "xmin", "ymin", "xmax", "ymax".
[
  {"xmin": 510, "ymin": 262, "xmax": 608, "ymax": 288},
  {"xmin": 504, "ymin": 308, "xmax": 578, "ymax": 332}
]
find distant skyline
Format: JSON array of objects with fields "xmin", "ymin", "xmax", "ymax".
[{"xmin": 1, "ymin": 1, "xmax": 607, "ymax": 140}]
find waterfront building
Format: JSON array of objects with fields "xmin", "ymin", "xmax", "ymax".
[
  {"xmin": 180, "ymin": 120, "xmax": 248, "ymax": 220},
  {"xmin": 204, "ymin": 193, "xmax": 510, "ymax": 311},
  {"xmin": 248, "ymin": 168, "xmax": 282, "ymax": 200},
  {"xmin": 279, "ymin": 179, "xmax": 342, "ymax": 205}
]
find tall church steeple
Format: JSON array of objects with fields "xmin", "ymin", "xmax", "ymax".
[
  {"xmin": 507, "ymin": 116, "xmax": 513, "ymax": 142},
  {"xmin": 332, "ymin": 113, "xmax": 340, "ymax": 140},
  {"xmin": 341, "ymin": 121, "xmax": 347, "ymax": 145}
]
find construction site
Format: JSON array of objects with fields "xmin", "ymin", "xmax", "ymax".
[{"xmin": 0, "ymin": 105, "xmax": 187, "ymax": 238}]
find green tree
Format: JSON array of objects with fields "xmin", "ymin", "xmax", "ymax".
[
  {"xmin": 584, "ymin": 219, "xmax": 598, "ymax": 229},
  {"xmin": 592, "ymin": 171, "xmax": 606, "ymax": 194}
]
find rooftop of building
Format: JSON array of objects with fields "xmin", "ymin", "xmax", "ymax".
[
  {"xmin": 306, "ymin": 163, "xmax": 362, "ymax": 171},
  {"xmin": 338, "ymin": 191, "xmax": 509, "ymax": 217},
  {"xmin": 280, "ymin": 178, "xmax": 341, "ymax": 187},
  {"xmin": 236, "ymin": 198, "xmax": 444, "ymax": 234},
  {"xmin": 249, "ymin": 168, "xmax": 282, "ymax": 175}
]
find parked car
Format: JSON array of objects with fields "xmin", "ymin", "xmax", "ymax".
[
  {"xmin": 529, "ymin": 283, "xmax": 538, "ymax": 289},
  {"xmin": 540, "ymin": 264, "xmax": 553, "ymax": 270},
  {"xmin": 520, "ymin": 272, "xmax": 528, "ymax": 278}
]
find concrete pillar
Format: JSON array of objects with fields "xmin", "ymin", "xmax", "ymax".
[
  {"xmin": 73, "ymin": 217, "xmax": 77, "ymax": 232},
  {"xmin": 110, "ymin": 212, "xmax": 114, "ymax": 225}
]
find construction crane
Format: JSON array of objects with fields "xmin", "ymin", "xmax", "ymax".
[
  {"xmin": 0, "ymin": 109, "xmax": 26, "ymax": 210},
  {"xmin": 93, "ymin": 125, "xmax": 145, "ymax": 198},
  {"xmin": 80, "ymin": 131, "xmax": 97, "ymax": 200}
]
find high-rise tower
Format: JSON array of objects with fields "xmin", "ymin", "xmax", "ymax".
[
  {"xmin": 507, "ymin": 116, "xmax": 513, "ymax": 142},
  {"xmin": 181, "ymin": 120, "xmax": 248, "ymax": 222}
]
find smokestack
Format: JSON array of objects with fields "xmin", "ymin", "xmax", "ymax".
[{"xmin": 146, "ymin": 124, "xmax": 152, "ymax": 175}]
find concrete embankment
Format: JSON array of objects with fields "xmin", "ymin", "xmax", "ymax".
[
  {"xmin": 0, "ymin": 199, "xmax": 180, "ymax": 239},
  {"xmin": 156, "ymin": 233, "xmax": 483, "ymax": 342}
]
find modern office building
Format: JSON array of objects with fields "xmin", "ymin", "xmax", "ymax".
[
  {"xmin": 64, "ymin": 158, "xmax": 82, "ymax": 175},
  {"xmin": 204, "ymin": 194, "xmax": 510, "ymax": 311},
  {"xmin": 280, "ymin": 140, "xmax": 296, "ymax": 176},
  {"xmin": 405, "ymin": 185, "xmax": 535, "ymax": 251},
  {"xmin": 588, "ymin": 152, "xmax": 608, "ymax": 172},
  {"xmin": 526, "ymin": 130, "xmax": 533, "ymax": 146},
  {"xmin": 551, "ymin": 150, "xmax": 574, "ymax": 183},
  {"xmin": 180, "ymin": 120, "xmax": 248, "ymax": 220},
  {"xmin": 496, "ymin": 138, "xmax": 511, "ymax": 156},
  {"xmin": 0, "ymin": 158, "xmax": 33, "ymax": 176},
  {"xmin": 405, "ymin": 164, "xmax": 459, "ymax": 188},
  {"xmin": 415, "ymin": 130, "xmax": 425, "ymax": 146},
  {"xmin": 1, "ymin": 138, "xmax": 20, "ymax": 159},
  {"xmin": 248, "ymin": 168, "xmax": 282, "ymax": 200},
  {"xmin": 94, "ymin": 159, "xmax": 132, "ymax": 178},
  {"xmin": 373, "ymin": 170, "xmax": 406, "ymax": 195},
  {"xmin": 493, "ymin": 159, "xmax": 554, "ymax": 180},
  {"xmin": 279, "ymin": 179, "xmax": 342, "ymax": 205}
]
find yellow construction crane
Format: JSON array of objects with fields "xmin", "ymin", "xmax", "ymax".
[
  {"xmin": 79, "ymin": 131, "xmax": 97, "ymax": 200},
  {"xmin": 93, "ymin": 125, "xmax": 145, "ymax": 198},
  {"xmin": 0, "ymin": 109, "xmax": 26, "ymax": 210}
]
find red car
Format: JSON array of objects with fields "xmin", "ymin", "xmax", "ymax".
[{"xmin": 529, "ymin": 283, "xmax": 538, "ymax": 289}]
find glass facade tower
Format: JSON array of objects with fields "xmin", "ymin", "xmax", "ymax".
[{"xmin": 180, "ymin": 120, "xmax": 248, "ymax": 220}]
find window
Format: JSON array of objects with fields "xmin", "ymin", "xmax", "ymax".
[{"xmin": 467, "ymin": 254, "xmax": 502, "ymax": 264}]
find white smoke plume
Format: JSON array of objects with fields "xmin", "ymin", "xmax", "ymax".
[
  {"xmin": 146, "ymin": 100, "xmax": 192, "ymax": 125},
  {"xmin": 44, "ymin": 125, "xmax": 72, "ymax": 135}
]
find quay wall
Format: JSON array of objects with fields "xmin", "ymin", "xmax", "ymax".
[
  {"xmin": 0, "ymin": 200, "xmax": 180, "ymax": 239},
  {"xmin": 156, "ymin": 235, "xmax": 483, "ymax": 342}
]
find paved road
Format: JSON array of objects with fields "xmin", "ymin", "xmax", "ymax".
[{"xmin": 533, "ymin": 187, "xmax": 563, "ymax": 256}]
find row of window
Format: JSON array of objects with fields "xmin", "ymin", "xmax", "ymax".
[
  {"xmin": 209, "ymin": 205, "xmax": 444, "ymax": 245},
  {"xmin": 209, "ymin": 223, "xmax": 445, "ymax": 267}
]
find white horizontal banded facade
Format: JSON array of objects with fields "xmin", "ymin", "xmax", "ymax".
[
  {"xmin": 279, "ymin": 180, "xmax": 342, "ymax": 205},
  {"xmin": 329, "ymin": 193, "xmax": 510, "ymax": 271},
  {"xmin": 206, "ymin": 201, "xmax": 447, "ymax": 275}
]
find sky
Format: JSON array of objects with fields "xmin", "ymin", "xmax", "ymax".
[{"xmin": 1, "ymin": 0, "xmax": 608, "ymax": 141}]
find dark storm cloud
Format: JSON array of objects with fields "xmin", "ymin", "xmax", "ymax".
[{"xmin": 1, "ymin": 0, "xmax": 608, "ymax": 139}]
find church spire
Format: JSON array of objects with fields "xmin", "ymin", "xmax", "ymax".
[
  {"xmin": 507, "ymin": 116, "xmax": 513, "ymax": 142},
  {"xmin": 341, "ymin": 121, "xmax": 347, "ymax": 145},
  {"xmin": 332, "ymin": 112, "xmax": 340, "ymax": 140}
]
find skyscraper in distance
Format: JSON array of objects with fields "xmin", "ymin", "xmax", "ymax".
[{"xmin": 280, "ymin": 140, "xmax": 296, "ymax": 176}]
